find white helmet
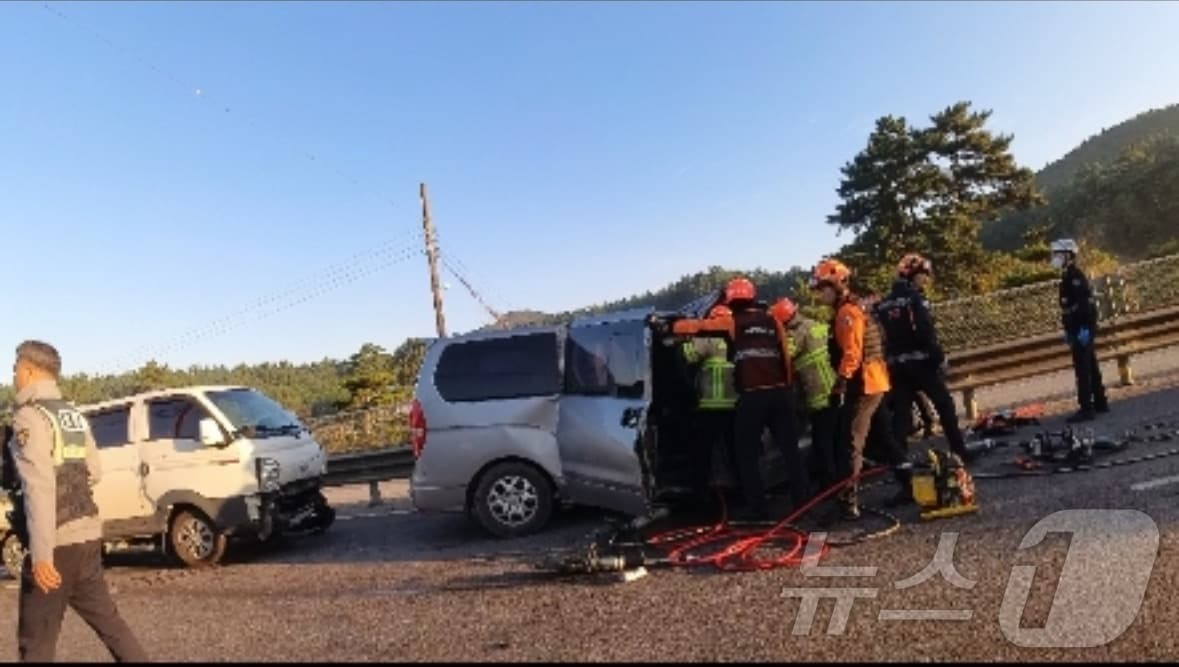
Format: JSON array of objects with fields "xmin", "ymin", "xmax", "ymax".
[{"xmin": 1050, "ymin": 238, "xmax": 1079, "ymax": 255}]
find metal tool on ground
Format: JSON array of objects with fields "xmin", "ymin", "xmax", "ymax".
[
  {"xmin": 967, "ymin": 403, "xmax": 1044, "ymax": 437},
  {"xmin": 909, "ymin": 449, "xmax": 979, "ymax": 521}
]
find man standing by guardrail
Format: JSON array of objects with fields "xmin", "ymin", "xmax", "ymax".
[
  {"xmin": 875, "ymin": 254, "xmax": 972, "ymax": 463},
  {"xmin": 1052, "ymin": 239, "xmax": 1110, "ymax": 423}
]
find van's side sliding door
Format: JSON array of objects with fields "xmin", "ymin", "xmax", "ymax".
[{"xmin": 556, "ymin": 318, "xmax": 651, "ymax": 517}]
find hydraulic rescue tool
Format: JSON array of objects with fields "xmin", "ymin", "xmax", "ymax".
[{"xmin": 908, "ymin": 449, "xmax": 978, "ymax": 521}]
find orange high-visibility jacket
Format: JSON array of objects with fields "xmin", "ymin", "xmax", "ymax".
[{"xmin": 833, "ymin": 299, "xmax": 890, "ymax": 396}]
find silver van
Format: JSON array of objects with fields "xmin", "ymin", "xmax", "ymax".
[{"xmin": 408, "ymin": 298, "xmax": 800, "ymax": 537}]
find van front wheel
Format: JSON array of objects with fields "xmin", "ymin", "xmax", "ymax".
[
  {"xmin": 471, "ymin": 462, "xmax": 554, "ymax": 538},
  {"xmin": 168, "ymin": 509, "xmax": 228, "ymax": 568}
]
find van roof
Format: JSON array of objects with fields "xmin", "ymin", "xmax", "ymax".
[{"xmin": 79, "ymin": 385, "xmax": 252, "ymax": 411}]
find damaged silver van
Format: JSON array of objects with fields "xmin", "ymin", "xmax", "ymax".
[{"xmin": 409, "ymin": 296, "xmax": 802, "ymax": 537}]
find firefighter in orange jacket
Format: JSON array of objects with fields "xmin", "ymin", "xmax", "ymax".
[
  {"xmin": 671, "ymin": 278, "xmax": 807, "ymax": 519},
  {"xmin": 810, "ymin": 259, "xmax": 912, "ymax": 519}
]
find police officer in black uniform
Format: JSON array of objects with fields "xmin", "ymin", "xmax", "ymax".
[
  {"xmin": 875, "ymin": 254, "xmax": 972, "ymax": 462},
  {"xmin": 1051, "ymin": 239, "xmax": 1110, "ymax": 422},
  {"xmin": 7, "ymin": 340, "xmax": 147, "ymax": 662}
]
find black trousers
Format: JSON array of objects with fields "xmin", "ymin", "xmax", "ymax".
[
  {"xmin": 807, "ymin": 405, "xmax": 840, "ymax": 491},
  {"xmin": 1070, "ymin": 340, "xmax": 1108, "ymax": 412},
  {"xmin": 18, "ymin": 539, "xmax": 147, "ymax": 663},
  {"xmin": 694, "ymin": 409, "xmax": 736, "ymax": 493},
  {"xmin": 889, "ymin": 362, "xmax": 967, "ymax": 457},
  {"xmin": 734, "ymin": 387, "xmax": 806, "ymax": 511}
]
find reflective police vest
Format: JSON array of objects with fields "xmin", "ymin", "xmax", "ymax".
[
  {"xmin": 682, "ymin": 339, "xmax": 738, "ymax": 410},
  {"xmin": 29, "ymin": 399, "xmax": 100, "ymax": 528}
]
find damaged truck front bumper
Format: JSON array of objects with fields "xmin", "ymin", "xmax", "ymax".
[{"xmin": 246, "ymin": 478, "xmax": 336, "ymax": 541}]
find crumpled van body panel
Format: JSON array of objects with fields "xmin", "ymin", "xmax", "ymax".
[{"xmin": 410, "ymin": 328, "xmax": 567, "ymax": 512}]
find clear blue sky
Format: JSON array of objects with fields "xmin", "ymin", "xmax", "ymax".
[{"xmin": 2, "ymin": 1, "xmax": 1178, "ymax": 377}]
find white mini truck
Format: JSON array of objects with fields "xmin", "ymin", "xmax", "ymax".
[{"xmin": 3, "ymin": 385, "xmax": 335, "ymax": 573}]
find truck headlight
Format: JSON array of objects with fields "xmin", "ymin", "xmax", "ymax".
[{"xmin": 257, "ymin": 458, "xmax": 281, "ymax": 492}]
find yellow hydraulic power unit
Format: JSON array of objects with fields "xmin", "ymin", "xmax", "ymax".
[{"xmin": 909, "ymin": 449, "xmax": 979, "ymax": 521}]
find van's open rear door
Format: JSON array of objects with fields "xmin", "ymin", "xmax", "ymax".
[{"xmin": 556, "ymin": 312, "xmax": 653, "ymax": 517}]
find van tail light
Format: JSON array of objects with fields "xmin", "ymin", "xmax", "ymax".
[{"xmin": 409, "ymin": 398, "xmax": 427, "ymax": 459}]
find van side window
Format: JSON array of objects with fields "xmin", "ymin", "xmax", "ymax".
[
  {"xmin": 434, "ymin": 332, "xmax": 561, "ymax": 402},
  {"xmin": 147, "ymin": 398, "xmax": 205, "ymax": 441},
  {"xmin": 87, "ymin": 406, "xmax": 132, "ymax": 449},
  {"xmin": 565, "ymin": 322, "xmax": 646, "ymax": 399}
]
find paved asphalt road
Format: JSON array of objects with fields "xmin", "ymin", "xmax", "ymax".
[{"xmin": 6, "ymin": 375, "xmax": 1179, "ymax": 661}]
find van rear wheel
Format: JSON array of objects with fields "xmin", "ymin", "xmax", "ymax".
[{"xmin": 471, "ymin": 462, "xmax": 554, "ymax": 538}]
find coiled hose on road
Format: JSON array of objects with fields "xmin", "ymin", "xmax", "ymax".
[{"xmin": 540, "ymin": 412, "xmax": 1179, "ymax": 577}]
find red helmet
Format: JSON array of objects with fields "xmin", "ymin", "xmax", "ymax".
[
  {"xmin": 724, "ymin": 277, "xmax": 756, "ymax": 303},
  {"xmin": 770, "ymin": 297, "xmax": 797, "ymax": 323},
  {"xmin": 707, "ymin": 304, "xmax": 732, "ymax": 319},
  {"xmin": 810, "ymin": 258, "xmax": 852, "ymax": 289},
  {"xmin": 898, "ymin": 253, "xmax": 933, "ymax": 279}
]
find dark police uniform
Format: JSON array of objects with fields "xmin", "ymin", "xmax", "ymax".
[
  {"xmin": 8, "ymin": 379, "xmax": 146, "ymax": 662},
  {"xmin": 1060, "ymin": 263, "xmax": 1109, "ymax": 417},
  {"xmin": 875, "ymin": 279, "xmax": 970, "ymax": 460}
]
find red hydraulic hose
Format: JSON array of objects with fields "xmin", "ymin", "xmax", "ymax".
[{"xmin": 645, "ymin": 465, "xmax": 890, "ymax": 572}]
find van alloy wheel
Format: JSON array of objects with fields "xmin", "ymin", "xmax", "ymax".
[
  {"xmin": 168, "ymin": 509, "xmax": 228, "ymax": 568},
  {"xmin": 471, "ymin": 461, "xmax": 555, "ymax": 538},
  {"xmin": 2, "ymin": 532, "xmax": 25, "ymax": 578},
  {"xmin": 177, "ymin": 516, "xmax": 216, "ymax": 560},
  {"xmin": 487, "ymin": 475, "xmax": 540, "ymax": 528}
]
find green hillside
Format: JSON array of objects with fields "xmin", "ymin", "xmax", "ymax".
[{"xmin": 983, "ymin": 103, "xmax": 1179, "ymax": 254}]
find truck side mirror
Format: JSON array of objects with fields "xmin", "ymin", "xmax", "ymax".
[{"xmin": 198, "ymin": 418, "xmax": 224, "ymax": 447}]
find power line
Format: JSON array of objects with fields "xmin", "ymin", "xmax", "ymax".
[
  {"xmin": 439, "ymin": 254, "xmax": 502, "ymax": 324},
  {"xmin": 102, "ymin": 242, "xmax": 424, "ymax": 375},
  {"xmin": 102, "ymin": 233, "xmax": 421, "ymax": 373},
  {"xmin": 37, "ymin": 2, "xmax": 403, "ymax": 213}
]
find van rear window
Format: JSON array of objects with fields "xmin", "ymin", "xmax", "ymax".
[{"xmin": 434, "ymin": 332, "xmax": 561, "ymax": 402}]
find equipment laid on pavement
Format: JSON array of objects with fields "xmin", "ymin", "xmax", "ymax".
[
  {"xmin": 967, "ymin": 403, "xmax": 1044, "ymax": 437},
  {"xmin": 909, "ymin": 449, "xmax": 978, "ymax": 521}
]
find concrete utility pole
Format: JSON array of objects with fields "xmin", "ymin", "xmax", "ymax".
[{"xmin": 420, "ymin": 182, "xmax": 447, "ymax": 338}]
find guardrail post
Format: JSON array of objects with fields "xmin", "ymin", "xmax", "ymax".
[
  {"xmin": 962, "ymin": 388, "xmax": 979, "ymax": 421},
  {"xmin": 368, "ymin": 480, "xmax": 383, "ymax": 507},
  {"xmin": 1117, "ymin": 354, "xmax": 1135, "ymax": 386}
]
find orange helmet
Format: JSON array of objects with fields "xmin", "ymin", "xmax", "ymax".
[
  {"xmin": 770, "ymin": 297, "xmax": 797, "ymax": 323},
  {"xmin": 724, "ymin": 277, "xmax": 756, "ymax": 303},
  {"xmin": 898, "ymin": 253, "xmax": 933, "ymax": 279},
  {"xmin": 810, "ymin": 258, "xmax": 852, "ymax": 289},
  {"xmin": 707, "ymin": 304, "xmax": 732, "ymax": 319}
]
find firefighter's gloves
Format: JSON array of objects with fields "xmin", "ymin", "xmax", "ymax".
[{"xmin": 1076, "ymin": 328, "xmax": 1092, "ymax": 347}]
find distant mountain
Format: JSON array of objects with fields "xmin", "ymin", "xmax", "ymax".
[
  {"xmin": 1033, "ymin": 104, "xmax": 1179, "ymax": 194},
  {"xmin": 983, "ymin": 103, "xmax": 1179, "ymax": 255}
]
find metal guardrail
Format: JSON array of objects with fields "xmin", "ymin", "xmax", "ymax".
[
  {"xmin": 947, "ymin": 303, "xmax": 1179, "ymax": 419},
  {"xmin": 323, "ymin": 447, "xmax": 414, "ymax": 504}
]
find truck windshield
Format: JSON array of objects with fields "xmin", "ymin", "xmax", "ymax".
[{"xmin": 205, "ymin": 388, "xmax": 303, "ymax": 438}]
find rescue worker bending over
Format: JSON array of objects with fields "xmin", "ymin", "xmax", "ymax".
[
  {"xmin": 672, "ymin": 278, "xmax": 806, "ymax": 519},
  {"xmin": 681, "ymin": 305, "xmax": 740, "ymax": 498},
  {"xmin": 810, "ymin": 260, "xmax": 911, "ymax": 519},
  {"xmin": 1052, "ymin": 239, "xmax": 1109, "ymax": 422},
  {"xmin": 7, "ymin": 340, "xmax": 147, "ymax": 662},
  {"xmin": 875, "ymin": 254, "xmax": 971, "ymax": 462},
  {"xmin": 771, "ymin": 297, "xmax": 839, "ymax": 491}
]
